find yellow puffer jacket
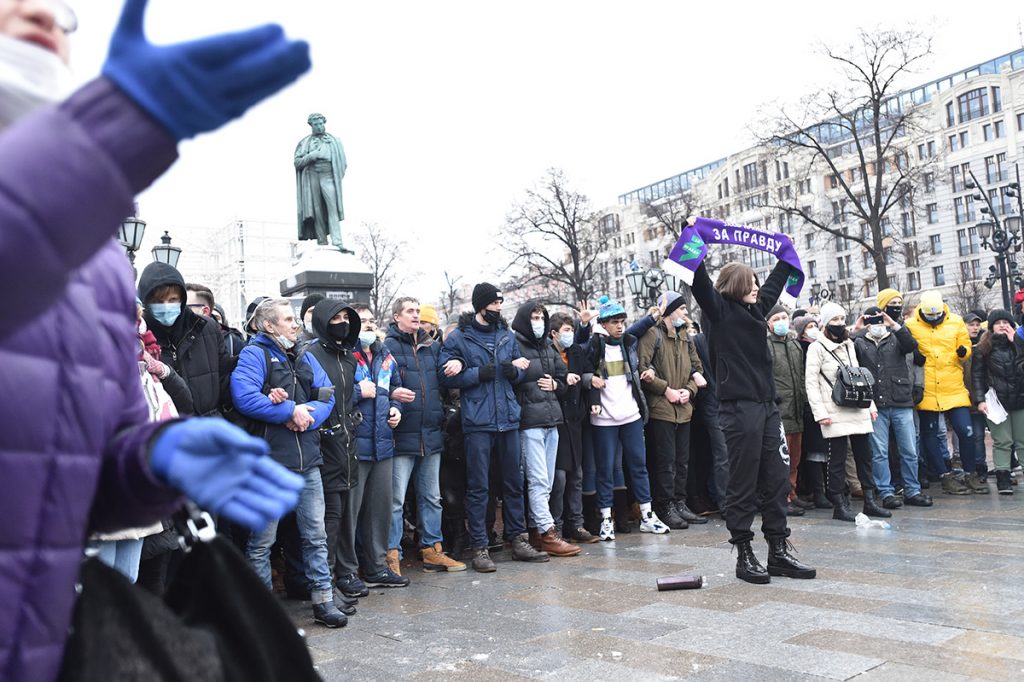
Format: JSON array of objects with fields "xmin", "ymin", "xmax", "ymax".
[{"xmin": 905, "ymin": 304, "xmax": 972, "ymax": 411}]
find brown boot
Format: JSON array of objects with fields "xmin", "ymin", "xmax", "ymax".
[
  {"xmin": 421, "ymin": 543, "xmax": 467, "ymax": 573},
  {"xmin": 386, "ymin": 548, "xmax": 401, "ymax": 576},
  {"xmin": 540, "ymin": 528, "xmax": 581, "ymax": 557},
  {"xmin": 528, "ymin": 528, "xmax": 543, "ymax": 550}
]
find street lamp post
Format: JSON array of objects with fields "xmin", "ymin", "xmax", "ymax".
[
  {"xmin": 808, "ymin": 277, "xmax": 835, "ymax": 307},
  {"xmin": 966, "ymin": 170, "xmax": 1020, "ymax": 310},
  {"xmin": 625, "ymin": 266, "xmax": 679, "ymax": 311},
  {"xmin": 117, "ymin": 215, "xmax": 147, "ymax": 268},
  {"xmin": 151, "ymin": 230, "xmax": 182, "ymax": 270}
]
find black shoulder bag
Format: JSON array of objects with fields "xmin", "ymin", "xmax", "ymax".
[{"xmin": 819, "ymin": 344, "xmax": 875, "ymax": 409}]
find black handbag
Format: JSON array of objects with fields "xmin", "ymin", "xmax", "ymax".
[
  {"xmin": 819, "ymin": 344, "xmax": 875, "ymax": 409},
  {"xmin": 59, "ymin": 504, "xmax": 321, "ymax": 682}
]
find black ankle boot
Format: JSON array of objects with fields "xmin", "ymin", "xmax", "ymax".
[
  {"xmin": 766, "ymin": 537, "xmax": 816, "ymax": 579},
  {"xmin": 734, "ymin": 540, "xmax": 770, "ymax": 584},
  {"xmin": 613, "ymin": 489, "xmax": 633, "ymax": 533},
  {"xmin": 828, "ymin": 492, "xmax": 856, "ymax": 522},
  {"xmin": 862, "ymin": 490, "xmax": 892, "ymax": 518},
  {"xmin": 582, "ymin": 494, "xmax": 602, "ymax": 535}
]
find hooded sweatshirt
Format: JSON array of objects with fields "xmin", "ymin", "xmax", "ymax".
[
  {"xmin": 137, "ymin": 261, "xmax": 231, "ymax": 415},
  {"xmin": 510, "ymin": 302, "xmax": 567, "ymax": 430}
]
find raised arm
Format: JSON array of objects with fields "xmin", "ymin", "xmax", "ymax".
[
  {"xmin": 755, "ymin": 260, "xmax": 795, "ymax": 316},
  {"xmin": 690, "ymin": 262, "xmax": 725, "ymax": 324}
]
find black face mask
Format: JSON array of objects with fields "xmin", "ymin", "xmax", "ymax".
[
  {"xmin": 884, "ymin": 305, "xmax": 902, "ymax": 320},
  {"xmin": 328, "ymin": 321, "xmax": 350, "ymax": 342},
  {"xmin": 482, "ymin": 310, "xmax": 501, "ymax": 326},
  {"xmin": 825, "ymin": 324, "xmax": 848, "ymax": 341}
]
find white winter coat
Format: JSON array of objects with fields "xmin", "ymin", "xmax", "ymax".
[{"xmin": 805, "ymin": 335, "xmax": 876, "ymax": 439}]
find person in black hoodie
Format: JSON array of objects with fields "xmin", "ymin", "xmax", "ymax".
[
  {"xmin": 305, "ymin": 299, "xmax": 363, "ymax": 611},
  {"xmin": 511, "ymin": 302, "xmax": 579, "ymax": 558},
  {"xmin": 138, "ymin": 262, "xmax": 233, "ymax": 417},
  {"xmin": 690, "ymin": 251, "xmax": 816, "ymax": 585}
]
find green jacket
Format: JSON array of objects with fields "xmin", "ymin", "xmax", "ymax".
[
  {"xmin": 768, "ymin": 332, "xmax": 806, "ymax": 434},
  {"xmin": 638, "ymin": 322, "xmax": 702, "ymax": 424}
]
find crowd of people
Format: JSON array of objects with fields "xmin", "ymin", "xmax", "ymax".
[{"xmin": 112, "ymin": 253, "xmax": 1024, "ymax": 629}]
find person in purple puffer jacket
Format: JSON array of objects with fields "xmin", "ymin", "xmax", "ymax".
[{"xmin": 0, "ymin": 2, "xmax": 312, "ymax": 680}]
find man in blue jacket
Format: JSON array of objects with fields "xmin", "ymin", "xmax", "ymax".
[
  {"xmin": 439, "ymin": 283, "xmax": 550, "ymax": 572},
  {"xmin": 385, "ymin": 297, "xmax": 467, "ymax": 574},
  {"xmin": 230, "ymin": 299, "xmax": 346, "ymax": 628}
]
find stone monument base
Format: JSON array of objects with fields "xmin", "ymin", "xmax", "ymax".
[{"xmin": 280, "ymin": 244, "xmax": 373, "ymax": 306}]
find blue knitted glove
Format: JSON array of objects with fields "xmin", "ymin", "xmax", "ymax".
[
  {"xmin": 102, "ymin": 0, "xmax": 311, "ymax": 140},
  {"xmin": 150, "ymin": 418, "xmax": 304, "ymax": 531}
]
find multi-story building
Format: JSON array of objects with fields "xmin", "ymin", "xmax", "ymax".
[{"xmin": 606, "ymin": 48, "xmax": 1024, "ymax": 317}]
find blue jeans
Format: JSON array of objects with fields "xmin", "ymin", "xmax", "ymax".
[
  {"xmin": 93, "ymin": 538, "xmax": 144, "ymax": 583},
  {"xmin": 592, "ymin": 418, "xmax": 652, "ymax": 509},
  {"xmin": 582, "ymin": 425, "xmax": 624, "ymax": 493},
  {"xmin": 388, "ymin": 453, "xmax": 443, "ymax": 557},
  {"xmin": 464, "ymin": 430, "xmax": 526, "ymax": 548},
  {"xmin": 521, "ymin": 427, "xmax": 560, "ymax": 532},
  {"xmin": 920, "ymin": 408, "xmax": 977, "ymax": 478},
  {"xmin": 246, "ymin": 468, "xmax": 333, "ymax": 602},
  {"xmin": 870, "ymin": 407, "xmax": 921, "ymax": 497}
]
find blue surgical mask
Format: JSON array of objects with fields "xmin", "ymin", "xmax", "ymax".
[
  {"xmin": 532, "ymin": 321, "xmax": 546, "ymax": 339},
  {"xmin": 359, "ymin": 331, "xmax": 377, "ymax": 347},
  {"xmin": 149, "ymin": 302, "xmax": 180, "ymax": 327},
  {"xmin": 673, "ymin": 318, "xmax": 686, "ymax": 329},
  {"xmin": 772, "ymin": 321, "xmax": 789, "ymax": 336},
  {"xmin": 276, "ymin": 334, "xmax": 295, "ymax": 350},
  {"xmin": 558, "ymin": 331, "xmax": 574, "ymax": 348}
]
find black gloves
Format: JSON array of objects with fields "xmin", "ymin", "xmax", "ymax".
[
  {"xmin": 501, "ymin": 362, "xmax": 517, "ymax": 380},
  {"xmin": 956, "ymin": 345, "xmax": 967, "ymax": 358},
  {"xmin": 478, "ymin": 364, "xmax": 497, "ymax": 382}
]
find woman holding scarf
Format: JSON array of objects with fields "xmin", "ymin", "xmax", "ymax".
[{"xmin": 690, "ymin": 248, "xmax": 816, "ymax": 585}]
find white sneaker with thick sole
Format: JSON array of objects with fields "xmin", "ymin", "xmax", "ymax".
[
  {"xmin": 640, "ymin": 510, "xmax": 670, "ymax": 534},
  {"xmin": 599, "ymin": 517, "xmax": 615, "ymax": 541}
]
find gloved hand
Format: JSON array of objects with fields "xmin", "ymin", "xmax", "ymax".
[
  {"xmin": 150, "ymin": 418, "xmax": 304, "ymax": 531},
  {"xmin": 478, "ymin": 364, "xmax": 496, "ymax": 382},
  {"xmin": 1017, "ymin": 326, "xmax": 1024, "ymax": 342},
  {"xmin": 956, "ymin": 345, "xmax": 967, "ymax": 358},
  {"xmin": 501, "ymin": 362, "xmax": 517, "ymax": 380},
  {"xmin": 102, "ymin": 0, "xmax": 311, "ymax": 141}
]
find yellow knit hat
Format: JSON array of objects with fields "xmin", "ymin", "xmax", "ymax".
[
  {"xmin": 919, "ymin": 290, "xmax": 944, "ymax": 316},
  {"xmin": 876, "ymin": 288, "xmax": 902, "ymax": 309},
  {"xmin": 420, "ymin": 304, "xmax": 440, "ymax": 326}
]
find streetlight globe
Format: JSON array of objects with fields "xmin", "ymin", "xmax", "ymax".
[
  {"xmin": 1005, "ymin": 215, "xmax": 1022, "ymax": 235},
  {"xmin": 977, "ymin": 221, "xmax": 994, "ymax": 240}
]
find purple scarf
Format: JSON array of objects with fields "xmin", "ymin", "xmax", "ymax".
[{"xmin": 663, "ymin": 216, "xmax": 805, "ymax": 304}]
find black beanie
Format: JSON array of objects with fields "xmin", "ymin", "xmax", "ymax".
[
  {"xmin": 988, "ymin": 309, "xmax": 1014, "ymax": 329},
  {"xmin": 472, "ymin": 282, "xmax": 502, "ymax": 312},
  {"xmin": 301, "ymin": 293, "xmax": 325, "ymax": 320}
]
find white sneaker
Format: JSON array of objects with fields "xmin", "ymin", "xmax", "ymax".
[
  {"xmin": 599, "ymin": 517, "xmax": 615, "ymax": 541},
  {"xmin": 640, "ymin": 510, "xmax": 670, "ymax": 534}
]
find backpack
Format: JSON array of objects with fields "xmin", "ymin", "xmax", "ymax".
[
  {"xmin": 819, "ymin": 344, "xmax": 875, "ymax": 409},
  {"xmin": 223, "ymin": 343, "xmax": 273, "ymax": 436}
]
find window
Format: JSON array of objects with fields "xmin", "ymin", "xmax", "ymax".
[
  {"xmin": 996, "ymin": 119, "xmax": 1005, "ymax": 138},
  {"xmin": 993, "ymin": 86, "xmax": 1002, "ymax": 113},
  {"xmin": 615, "ymin": 279, "xmax": 624, "ymax": 300},
  {"xmin": 917, "ymin": 140, "xmax": 937, "ymax": 159},
  {"xmin": 927, "ymin": 203, "xmax": 938, "ymax": 224},
  {"xmin": 904, "ymin": 241, "xmax": 919, "ymax": 267},
  {"xmin": 933, "ymin": 265, "xmax": 946, "ymax": 286},
  {"xmin": 837, "ymin": 255, "xmax": 852, "ymax": 279},
  {"xmin": 778, "ymin": 212, "xmax": 793, "ymax": 233},
  {"xmin": 775, "ymin": 160, "xmax": 789, "ymax": 181},
  {"xmin": 960, "ymin": 130, "xmax": 970, "ymax": 148},
  {"xmin": 924, "ymin": 172, "xmax": 935, "ymax": 193},
  {"xmin": 957, "ymin": 227, "xmax": 980, "ymax": 256},
  {"xmin": 907, "ymin": 271, "xmax": 921, "ymax": 291},
  {"xmin": 1018, "ymin": 112, "xmax": 1024, "ymax": 131},
  {"xmin": 805, "ymin": 233, "xmax": 814, "ymax": 250},
  {"xmin": 901, "ymin": 212, "xmax": 915, "ymax": 237},
  {"xmin": 958, "ymin": 88, "xmax": 990, "ymax": 122},
  {"xmin": 983, "ymin": 123, "xmax": 992, "ymax": 141},
  {"xmin": 949, "ymin": 134, "xmax": 959, "ymax": 151},
  {"xmin": 599, "ymin": 214, "xmax": 620, "ymax": 234},
  {"xmin": 743, "ymin": 162, "xmax": 761, "ymax": 190},
  {"xmin": 946, "ymin": 101, "xmax": 956, "ymax": 127},
  {"xmin": 917, "ymin": 143, "xmax": 927, "ymax": 160},
  {"xmin": 951, "ymin": 165, "xmax": 962, "ymax": 192},
  {"xmin": 953, "ymin": 196, "xmax": 976, "ymax": 224},
  {"xmin": 828, "ymin": 173, "xmax": 840, "ymax": 189},
  {"xmin": 862, "ymin": 251, "xmax": 872, "ymax": 269},
  {"xmin": 777, "ymin": 185, "xmax": 791, "ymax": 201},
  {"xmin": 723, "ymin": 178, "xmax": 729, "ymax": 197},
  {"xmin": 930, "ymin": 234, "xmax": 942, "ymax": 255},
  {"xmin": 798, "ymin": 179, "xmax": 811, "ymax": 194},
  {"xmin": 808, "ymin": 260, "xmax": 818, "ymax": 279},
  {"xmin": 625, "ymin": 232, "xmax": 635, "ymax": 246},
  {"xmin": 850, "ymin": 167, "xmax": 862, "ymax": 184},
  {"xmin": 831, "ymin": 200, "xmax": 844, "ymax": 224}
]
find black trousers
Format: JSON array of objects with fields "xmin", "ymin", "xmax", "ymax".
[
  {"xmin": 718, "ymin": 399, "xmax": 790, "ymax": 544},
  {"xmin": 646, "ymin": 420, "xmax": 692, "ymax": 506},
  {"xmin": 693, "ymin": 394, "xmax": 730, "ymax": 509},
  {"xmin": 323, "ymin": 486, "xmax": 357, "ymax": 580},
  {"xmin": 825, "ymin": 433, "xmax": 876, "ymax": 497}
]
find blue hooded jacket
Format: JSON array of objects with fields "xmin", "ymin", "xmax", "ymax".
[
  {"xmin": 384, "ymin": 323, "xmax": 445, "ymax": 456},
  {"xmin": 353, "ymin": 339, "xmax": 403, "ymax": 461}
]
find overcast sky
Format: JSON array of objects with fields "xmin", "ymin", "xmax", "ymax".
[{"xmin": 70, "ymin": 1, "xmax": 1024, "ymax": 298}]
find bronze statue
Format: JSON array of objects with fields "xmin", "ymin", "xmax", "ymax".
[{"xmin": 295, "ymin": 112, "xmax": 348, "ymax": 251}]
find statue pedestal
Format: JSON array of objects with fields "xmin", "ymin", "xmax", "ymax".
[{"xmin": 279, "ymin": 244, "xmax": 373, "ymax": 305}]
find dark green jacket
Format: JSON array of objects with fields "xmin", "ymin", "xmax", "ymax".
[{"xmin": 768, "ymin": 332, "xmax": 806, "ymax": 434}]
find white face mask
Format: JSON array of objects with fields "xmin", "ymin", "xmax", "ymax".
[
  {"xmin": 0, "ymin": 35, "xmax": 73, "ymax": 130},
  {"xmin": 869, "ymin": 324, "xmax": 887, "ymax": 339},
  {"xmin": 531, "ymin": 321, "xmax": 546, "ymax": 339},
  {"xmin": 805, "ymin": 328, "xmax": 820, "ymax": 341},
  {"xmin": 276, "ymin": 334, "xmax": 295, "ymax": 350}
]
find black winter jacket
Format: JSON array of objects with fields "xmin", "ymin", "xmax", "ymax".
[
  {"xmin": 852, "ymin": 325, "xmax": 919, "ymax": 408},
  {"xmin": 384, "ymin": 323, "xmax": 446, "ymax": 456},
  {"xmin": 138, "ymin": 262, "xmax": 233, "ymax": 416},
  {"xmin": 511, "ymin": 304, "xmax": 567, "ymax": 430},
  {"xmin": 691, "ymin": 259, "xmax": 792, "ymax": 403},
  {"xmin": 971, "ymin": 333, "xmax": 1024, "ymax": 410},
  {"xmin": 307, "ymin": 300, "xmax": 362, "ymax": 491}
]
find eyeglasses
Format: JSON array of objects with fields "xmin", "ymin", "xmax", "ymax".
[{"xmin": 14, "ymin": 0, "xmax": 77, "ymax": 34}]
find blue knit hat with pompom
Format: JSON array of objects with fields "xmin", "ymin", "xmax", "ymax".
[{"xmin": 597, "ymin": 295, "xmax": 627, "ymax": 321}]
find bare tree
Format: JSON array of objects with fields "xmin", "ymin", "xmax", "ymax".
[
  {"xmin": 354, "ymin": 222, "xmax": 408, "ymax": 323},
  {"xmin": 439, "ymin": 270, "xmax": 463, "ymax": 321},
  {"xmin": 947, "ymin": 266, "xmax": 995, "ymax": 317},
  {"xmin": 501, "ymin": 168, "xmax": 601, "ymax": 307},
  {"xmin": 761, "ymin": 28, "xmax": 936, "ymax": 289},
  {"xmin": 639, "ymin": 190, "xmax": 699, "ymax": 241}
]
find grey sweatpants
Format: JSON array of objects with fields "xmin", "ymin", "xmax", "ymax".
[{"xmin": 351, "ymin": 458, "xmax": 394, "ymax": 576}]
